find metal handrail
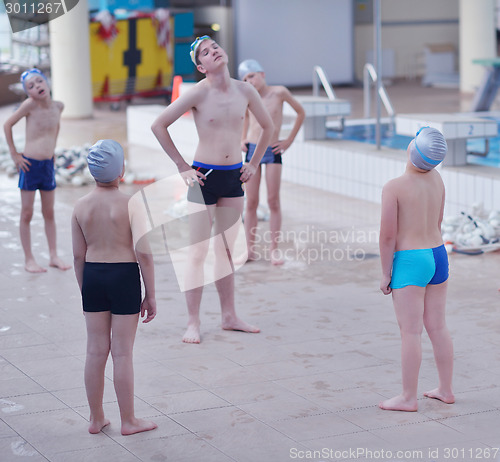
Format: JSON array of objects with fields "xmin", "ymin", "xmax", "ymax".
[
  {"xmin": 363, "ymin": 63, "xmax": 395, "ymax": 125},
  {"xmin": 312, "ymin": 65, "xmax": 336, "ymax": 101}
]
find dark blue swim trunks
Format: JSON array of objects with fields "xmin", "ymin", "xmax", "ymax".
[
  {"xmin": 245, "ymin": 143, "xmax": 282, "ymax": 164},
  {"xmin": 18, "ymin": 156, "xmax": 56, "ymax": 191},
  {"xmin": 82, "ymin": 262, "xmax": 141, "ymax": 315},
  {"xmin": 187, "ymin": 161, "xmax": 244, "ymax": 206}
]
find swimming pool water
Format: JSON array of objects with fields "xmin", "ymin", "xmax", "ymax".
[{"xmin": 326, "ymin": 120, "xmax": 500, "ymax": 168}]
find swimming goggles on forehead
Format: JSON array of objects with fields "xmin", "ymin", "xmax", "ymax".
[
  {"xmin": 189, "ymin": 35, "xmax": 211, "ymax": 64},
  {"xmin": 20, "ymin": 68, "xmax": 47, "ymax": 90},
  {"xmin": 21, "ymin": 68, "xmax": 46, "ymax": 83}
]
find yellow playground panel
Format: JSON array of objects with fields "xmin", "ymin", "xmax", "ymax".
[{"xmin": 89, "ymin": 13, "xmax": 173, "ymax": 101}]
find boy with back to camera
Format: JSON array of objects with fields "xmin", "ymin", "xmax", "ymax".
[
  {"xmin": 72, "ymin": 140, "xmax": 157, "ymax": 435},
  {"xmin": 238, "ymin": 59, "xmax": 305, "ymax": 265},
  {"xmin": 3, "ymin": 68, "xmax": 70, "ymax": 273},
  {"xmin": 379, "ymin": 127, "xmax": 454, "ymax": 412}
]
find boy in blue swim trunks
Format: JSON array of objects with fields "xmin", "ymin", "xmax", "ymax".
[
  {"xmin": 238, "ymin": 59, "xmax": 305, "ymax": 264},
  {"xmin": 72, "ymin": 140, "xmax": 157, "ymax": 435},
  {"xmin": 152, "ymin": 36, "xmax": 273, "ymax": 343},
  {"xmin": 379, "ymin": 127, "xmax": 454, "ymax": 411},
  {"xmin": 3, "ymin": 68, "xmax": 70, "ymax": 273}
]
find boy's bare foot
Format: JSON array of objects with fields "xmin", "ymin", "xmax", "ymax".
[
  {"xmin": 121, "ymin": 418, "xmax": 157, "ymax": 436},
  {"xmin": 25, "ymin": 259, "xmax": 47, "ymax": 273},
  {"xmin": 379, "ymin": 395, "xmax": 418, "ymax": 412},
  {"xmin": 424, "ymin": 388, "xmax": 455, "ymax": 404},
  {"xmin": 49, "ymin": 257, "xmax": 71, "ymax": 271},
  {"xmin": 182, "ymin": 323, "xmax": 201, "ymax": 344},
  {"xmin": 222, "ymin": 317, "xmax": 260, "ymax": 334},
  {"xmin": 270, "ymin": 248, "xmax": 284, "ymax": 266},
  {"xmin": 88, "ymin": 418, "xmax": 110, "ymax": 434},
  {"xmin": 234, "ymin": 249, "xmax": 257, "ymax": 266}
]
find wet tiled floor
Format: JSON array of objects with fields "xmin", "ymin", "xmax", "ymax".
[{"xmin": 0, "ymin": 82, "xmax": 500, "ymax": 461}]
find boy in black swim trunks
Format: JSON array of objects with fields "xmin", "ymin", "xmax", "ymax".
[
  {"xmin": 152, "ymin": 36, "xmax": 273, "ymax": 343},
  {"xmin": 3, "ymin": 68, "xmax": 70, "ymax": 273},
  {"xmin": 71, "ymin": 140, "xmax": 157, "ymax": 435},
  {"xmin": 238, "ymin": 59, "xmax": 305, "ymax": 265}
]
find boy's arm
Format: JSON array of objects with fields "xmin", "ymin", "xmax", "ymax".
[
  {"xmin": 128, "ymin": 195, "xmax": 156, "ymax": 323},
  {"xmin": 379, "ymin": 182, "xmax": 398, "ymax": 295},
  {"xmin": 241, "ymin": 109, "xmax": 250, "ymax": 152},
  {"xmin": 272, "ymin": 88, "xmax": 305, "ymax": 154},
  {"xmin": 242, "ymin": 84, "xmax": 273, "ymax": 180},
  {"xmin": 136, "ymin": 250, "xmax": 156, "ymax": 323},
  {"xmin": 71, "ymin": 210, "xmax": 87, "ymax": 291},
  {"xmin": 151, "ymin": 90, "xmax": 205, "ymax": 185},
  {"xmin": 3, "ymin": 100, "xmax": 33, "ymax": 172}
]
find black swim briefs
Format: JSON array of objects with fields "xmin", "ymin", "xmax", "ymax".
[
  {"xmin": 82, "ymin": 262, "xmax": 141, "ymax": 315},
  {"xmin": 187, "ymin": 161, "xmax": 244, "ymax": 205}
]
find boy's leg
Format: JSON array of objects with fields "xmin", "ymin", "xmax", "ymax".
[
  {"xmin": 215, "ymin": 196, "xmax": 259, "ymax": 334},
  {"xmin": 423, "ymin": 281, "xmax": 455, "ymax": 403},
  {"xmin": 84, "ymin": 311, "xmax": 112, "ymax": 434},
  {"xmin": 110, "ymin": 313, "xmax": 157, "ymax": 435},
  {"xmin": 265, "ymin": 164, "xmax": 283, "ymax": 265},
  {"xmin": 379, "ymin": 285, "xmax": 425, "ymax": 411},
  {"xmin": 19, "ymin": 189, "xmax": 46, "ymax": 273},
  {"xmin": 183, "ymin": 203, "xmax": 215, "ymax": 343},
  {"xmin": 243, "ymin": 165, "xmax": 262, "ymax": 260},
  {"xmin": 40, "ymin": 189, "xmax": 70, "ymax": 270}
]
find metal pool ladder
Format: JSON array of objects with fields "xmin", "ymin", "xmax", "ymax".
[
  {"xmin": 312, "ymin": 66, "xmax": 346, "ymax": 131},
  {"xmin": 312, "ymin": 65, "xmax": 337, "ymax": 100},
  {"xmin": 363, "ymin": 63, "xmax": 396, "ymax": 128}
]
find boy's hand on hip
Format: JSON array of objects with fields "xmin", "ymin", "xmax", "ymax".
[{"xmin": 240, "ymin": 163, "xmax": 255, "ymax": 182}]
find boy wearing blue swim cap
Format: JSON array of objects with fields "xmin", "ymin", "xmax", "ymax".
[
  {"xmin": 152, "ymin": 37, "xmax": 274, "ymax": 344},
  {"xmin": 72, "ymin": 139, "xmax": 157, "ymax": 436},
  {"xmin": 3, "ymin": 68, "xmax": 69, "ymax": 273},
  {"xmin": 238, "ymin": 59, "xmax": 305, "ymax": 265},
  {"xmin": 379, "ymin": 127, "xmax": 454, "ymax": 411}
]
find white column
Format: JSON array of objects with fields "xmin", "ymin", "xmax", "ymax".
[
  {"xmin": 459, "ymin": 0, "xmax": 496, "ymax": 93},
  {"xmin": 49, "ymin": 0, "xmax": 93, "ymax": 118}
]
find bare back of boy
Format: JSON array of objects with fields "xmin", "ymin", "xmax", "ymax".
[
  {"xmin": 73, "ymin": 188, "xmax": 136, "ymax": 263},
  {"xmin": 388, "ymin": 168, "xmax": 445, "ymax": 251}
]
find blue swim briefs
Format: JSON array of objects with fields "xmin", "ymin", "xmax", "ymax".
[
  {"xmin": 18, "ymin": 156, "xmax": 56, "ymax": 191},
  {"xmin": 245, "ymin": 143, "xmax": 282, "ymax": 164},
  {"xmin": 390, "ymin": 244, "xmax": 449, "ymax": 289}
]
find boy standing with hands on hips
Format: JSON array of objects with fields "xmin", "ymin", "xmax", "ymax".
[
  {"xmin": 4, "ymin": 68, "xmax": 70, "ymax": 273},
  {"xmin": 238, "ymin": 59, "xmax": 305, "ymax": 265},
  {"xmin": 152, "ymin": 36, "xmax": 273, "ymax": 343}
]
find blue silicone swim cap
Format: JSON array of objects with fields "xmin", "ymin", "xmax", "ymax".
[
  {"xmin": 409, "ymin": 127, "xmax": 447, "ymax": 170},
  {"xmin": 87, "ymin": 140, "xmax": 124, "ymax": 183},
  {"xmin": 238, "ymin": 59, "xmax": 264, "ymax": 80}
]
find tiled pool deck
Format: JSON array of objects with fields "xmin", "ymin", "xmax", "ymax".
[{"xmin": 1, "ymin": 84, "xmax": 500, "ymax": 461}]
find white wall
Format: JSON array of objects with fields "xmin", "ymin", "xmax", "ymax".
[
  {"xmin": 354, "ymin": 0, "xmax": 459, "ymax": 81},
  {"xmin": 233, "ymin": 0, "xmax": 354, "ymax": 86}
]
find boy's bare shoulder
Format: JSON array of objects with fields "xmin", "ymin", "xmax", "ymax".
[
  {"xmin": 382, "ymin": 175, "xmax": 410, "ymax": 200},
  {"xmin": 18, "ymin": 97, "xmax": 37, "ymax": 113},
  {"xmin": 235, "ymin": 79, "xmax": 256, "ymax": 95},
  {"xmin": 54, "ymin": 100, "xmax": 64, "ymax": 112},
  {"xmin": 271, "ymin": 85, "xmax": 290, "ymax": 96}
]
